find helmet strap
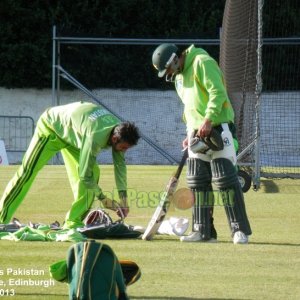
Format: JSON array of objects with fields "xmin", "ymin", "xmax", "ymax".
[{"xmin": 165, "ymin": 73, "xmax": 176, "ymax": 82}]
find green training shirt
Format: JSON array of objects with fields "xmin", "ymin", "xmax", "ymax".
[
  {"xmin": 175, "ymin": 45, "xmax": 235, "ymax": 131},
  {"xmin": 43, "ymin": 101, "xmax": 126, "ymax": 198}
]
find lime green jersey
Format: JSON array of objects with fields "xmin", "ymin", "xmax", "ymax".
[
  {"xmin": 175, "ymin": 45, "xmax": 234, "ymax": 131},
  {"xmin": 43, "ymin": 101, "xmax": 126, "ymax": 197}
]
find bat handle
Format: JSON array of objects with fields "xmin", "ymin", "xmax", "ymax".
[{"xmin": 174, "ymin": 148, "xmax": 188, "ymax": 179}]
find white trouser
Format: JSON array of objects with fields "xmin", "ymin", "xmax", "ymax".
[{"xmin": 188, "ymin": 123, "xmax": 237, "ymax": 165}]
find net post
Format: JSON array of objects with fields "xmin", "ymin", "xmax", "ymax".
[
  {"xmin": 52, "ymin": 25, "xmax": 57, "ymax": 107},
  {"xmin": 253, "ymin": 0, "xmax": 264, "ymax": 190}
]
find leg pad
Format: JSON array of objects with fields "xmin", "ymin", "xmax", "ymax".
[
  {"xmin": 186, "ymin": 158, "xmax": 216, "ymax": 240},
  {"xmin": 211, "ymin": 158, "xmax": 252, "ymax": 236}
]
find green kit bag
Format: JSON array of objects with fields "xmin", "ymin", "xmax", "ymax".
[
  {"xmin": 63, "ymin": 241, "xmax": 129, "ymax": 300},
  {"xmin": 50, "ymin": 241, "xmax": 141, "ymax": 300}
]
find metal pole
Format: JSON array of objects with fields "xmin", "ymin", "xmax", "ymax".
[
  {"xmin": 52, "ymin": 26, "xmax": 62, "ymax": 164},
  {"xmin": 253, "ymin": 0, "xmax": 264, "ymax": 190},
  {"xmin": 57, "ymin": 41, "xmax": 61, "ymax": 106},
  {"xmin": 52, "ymin": 25, "xmax": 57, "ymax": 107},
  {"xmin": 57, "ymin": 66, "xmax": 179, "ymax": 165}
]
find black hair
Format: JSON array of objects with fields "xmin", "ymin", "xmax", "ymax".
[
  {"xmin": 177, "ymin": 45, "xmax": 186, "ymax": 56},
  {"xmin": 113, "ymin": 122, "xmax": 140, "ymax": 146}
]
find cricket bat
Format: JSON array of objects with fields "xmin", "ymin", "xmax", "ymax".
[{"xmin": 142, "ymin": 148, "xmax": 188, "ymax": 241}]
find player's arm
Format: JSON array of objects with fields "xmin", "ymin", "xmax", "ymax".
[
  {"xmin": 112, "ymin": 149, "xmax": 129, "ymax": 217},
  {"xmin": 196, "ymin": 59, "xmax": 230, "ymax": 124},
  {"xmin": 79, "ymin": 139, "xmax": 120, "ymax": 213}
]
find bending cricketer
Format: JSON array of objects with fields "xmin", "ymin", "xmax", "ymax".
[
  {"xmin": 0, "ymin": 101, "xmax": 140, "ymax": 229},
  {"xmin": 152, "ymin": 44, "xmax": 252, "ymax": 244}
]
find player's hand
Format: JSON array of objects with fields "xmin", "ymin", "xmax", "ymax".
[
  {"xmin": 101, "ymin": 196, "xmax": 129, "ymax": 218},
  {"xmin": 116, "ymin": 206, "xmax": 129, "ymax": 218},
  {"xmin": 197, "ymin": 118, "xmax": 212, "ymax": 137},
  {"xmin": 182, "ymin": 136, "xmax": 189, "ymax": 149},
  {"xmin": 117, "ymin": 198, "xmax": 129, "ymax": 218}
]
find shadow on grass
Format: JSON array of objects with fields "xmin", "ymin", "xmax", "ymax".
[
  {"xmin": 211, "ymin": 240, "xmax": 300, "ymax": 247},
  {"xmin": 260, "ymin": 179, "xmax": 300, "ymax": 193},
  {"xmin": 131, "ymin": 297, "xmax": 249, "ymax": 300},
  {"xmin": 260, "ymin": 179, "xmax": 280, "ymax": 193},
  {"xmin": 14, "ymin": 294, "xmax": 67, "ymax": 298},
  {"xmin": 247, "ymin": 241, "xmax": 300, "ymax": 247},
  {"xmin": 150, "ymin": 238, "xmax": 300, "ymax": 247},
  {"xmin": 17, "ymin": 294, "xmax": 248, "ymax": 300}
]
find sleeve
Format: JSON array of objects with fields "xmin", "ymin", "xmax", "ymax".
[
  {"xmin": 196, "ymin": 59, "xmax": 229, "ymax": 123},
  {"xmin": 49, "ymin": 260, "xmax": 68, "ymax": 283},
  {"xmin": 112, "ymin": 149, "xmax": 127, "ymax": 198},
  {"xmin": 78, "ymin": 133, "xmax": 103, "ymax": 198}
]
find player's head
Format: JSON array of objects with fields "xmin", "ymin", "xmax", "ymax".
[
  {"xmin": 152, "ymin": 43, "xmax": 182, "ymax": 82},
  {"xmin": 111, "ymin": 122, "xmax": 140, "ymax": 152}
]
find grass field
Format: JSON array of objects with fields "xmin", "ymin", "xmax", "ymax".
[{"xmin": 0, "ymin": 165, "xmax": 299, "ymax": 300}]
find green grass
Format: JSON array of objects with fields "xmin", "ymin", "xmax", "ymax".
[{"xmin": 0, "ymin": 165, "xmax": 299, "ymax": 300}]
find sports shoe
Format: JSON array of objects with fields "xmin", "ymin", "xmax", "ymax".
[
  {"xmin": 233, "ymin": 231, "xmax": 248, "ymax": 244},
  {"xmin": 180, "ymin": 231, "xmax": 217, "ymax": 243}
]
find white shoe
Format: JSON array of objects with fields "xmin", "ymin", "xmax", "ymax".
[
  {"xmin": 233, "ymin": 231, "xmax": 248, "ymax": 244},
  {"xmin": 180, "ymin": 231, "xmax": 217, "ymax": 243}
]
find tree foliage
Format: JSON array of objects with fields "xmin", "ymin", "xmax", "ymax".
[
  {"xmin": 0, "ymin": 0, "xmax": 225, "ymax": 89},
  {"xmin": 0, "ymin": 0, "xmax": 298, "ymax": 90}
]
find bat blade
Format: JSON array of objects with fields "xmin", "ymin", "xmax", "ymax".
[
  {"xmin": 142, "ymin": 177, "xmax": 179, "ymax": 241},
  {"xmin": 142, "ymin": 149, "xmax": 188, "ymax": 241}
]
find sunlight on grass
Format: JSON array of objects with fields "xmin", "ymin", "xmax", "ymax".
[{"xmin": 0, "ymin": 165, "xmax": 299, "ymax": 299}]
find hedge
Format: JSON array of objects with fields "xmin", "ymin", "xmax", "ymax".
[
  {"xmin": 0, "ymin": 0, "xmax": 298, "ymax": 90},
  {"xmin": 0, "ymin": 0, "xmax": 224, "ymax": 89}
]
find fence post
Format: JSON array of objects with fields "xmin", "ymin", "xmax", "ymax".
[{"xmin": 0, "ymin": 140, "xmax": 9, "ymax": 165}]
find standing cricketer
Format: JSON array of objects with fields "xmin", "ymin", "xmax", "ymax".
[
  {"xmin": 152, "ymin": 44, "xmax": 252, "ymax": 244},
  {"xmin": 0, "ymin": 101, "xmax": 140, "ymax": 229}
]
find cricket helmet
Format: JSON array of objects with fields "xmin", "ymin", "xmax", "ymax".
[
  {"xmin": 84, "ymin": 209, "xmax": 113, "ymax": 227},
  {"xmin": 152, "ymin": 43, "xmax": 178, "ymax": 78}
]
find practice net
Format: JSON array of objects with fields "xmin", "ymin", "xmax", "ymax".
[
  {"xmin": 219, "ymin": 0, "xmax": 260, "ymax": 180},
  {"xmin": 220, "ymin": 0, "xmax": 300, "ymax": 179}
]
